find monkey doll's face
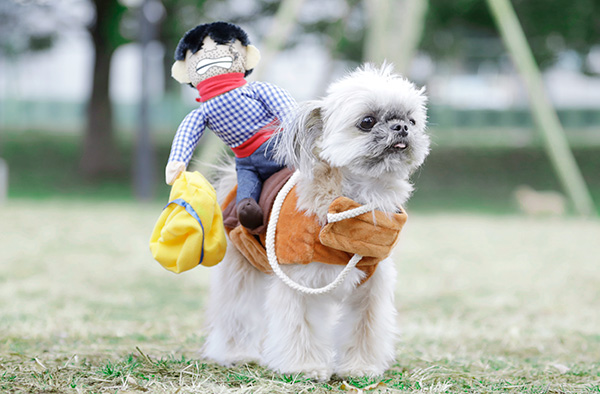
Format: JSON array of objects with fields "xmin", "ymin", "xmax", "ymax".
[{"xmin": 185, "ymin": 37, "xmax": 248, "ymax": 86}]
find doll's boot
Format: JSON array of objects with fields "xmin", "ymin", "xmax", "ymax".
[{"xmin": 237, "ymin": 198, "xmax": 264, "ymax": 230}]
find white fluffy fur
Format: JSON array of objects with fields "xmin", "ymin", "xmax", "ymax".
[{"xmin": 203, "ymin": 64, "xmax": 429, "ymax": 380}]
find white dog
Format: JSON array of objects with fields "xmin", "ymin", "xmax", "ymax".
[{"xmin": 202, "ymin": 64, "xmax": 429, "ymax": 380}]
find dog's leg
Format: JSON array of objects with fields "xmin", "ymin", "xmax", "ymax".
[
  {"xmin": 202, "ymin": 246, "xmax": 266, "ymax": 366},
  {"xmin": 262, "ymin": 264, "xmax": 339, "ymax": 381},
  {"xmin": 334, "ymin": 258, "xmax": 398, "ymax": 377}
]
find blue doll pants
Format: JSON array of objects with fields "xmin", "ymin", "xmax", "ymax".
[{"xmin": 234, "ymin": 140, "xmax": 284, "ymax": 205}]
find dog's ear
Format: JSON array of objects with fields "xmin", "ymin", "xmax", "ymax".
[{"xmin": 273, "ymin": 100, "xmax": 323, "ymax": 177}]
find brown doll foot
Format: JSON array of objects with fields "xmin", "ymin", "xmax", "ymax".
[{"xmin": 237, "ymin": 198, "xmax": 264, "ymax": 230}]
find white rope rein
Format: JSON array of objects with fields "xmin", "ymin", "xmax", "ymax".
[
  {"xmin": 327, "ymin": 204, "xmax": 375, "ymax": 224},
  {"xmin": 265, "ymin": 171, "xmax": 375, "ymax": 295}
]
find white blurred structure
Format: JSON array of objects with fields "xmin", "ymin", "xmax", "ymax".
[
  {"xmin": 514, "ymin": 185, "xmax": 567, "ymax": 216},
  {"xmin": 1, "ymin": 22, "xmax": 599, "ymax": 110}
]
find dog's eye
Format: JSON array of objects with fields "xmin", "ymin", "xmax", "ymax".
[
  {"xmin": 409, "ymin": 119, "xmax": 416, "ymax": 126},
  {"xmin": 358, "ymin": 116, "xmax": 376, "ymax": 131}
]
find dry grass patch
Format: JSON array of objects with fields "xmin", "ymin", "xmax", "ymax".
[{"xmin": 1, "ymin": 201, "xmax": 599, "ymax": 393}]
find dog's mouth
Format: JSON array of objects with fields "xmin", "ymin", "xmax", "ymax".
[{"xmin": 389, "ymin": 140, "xmax": 409, "ymax": 152}]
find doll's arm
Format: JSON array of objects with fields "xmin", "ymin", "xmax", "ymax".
[
  {"xmin": 253, "ymin": 82, "xmax": 297, "ymax": 124},
  {"xmin": 166, "ymin": 108, "xmax": 207, "ymax": 185},
  {"xmin": 165, "ymin": 161, "xmax": 187, "ymax": 185}
]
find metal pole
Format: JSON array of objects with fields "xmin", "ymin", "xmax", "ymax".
[
  {"xmin": 134, "ymin": 0, "xmax": 161, "ymax": 201},
  {"xmin": 486, "ymin": 0, "xmax": 596, "ymax": 216},
  {"xmin": 0, "ymin": 158, "xmax": 8, "ymax": 204}
]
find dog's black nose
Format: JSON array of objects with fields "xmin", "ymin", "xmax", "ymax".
[{"xmin": 390, "ymin": 122, "xmax": 409, "ymax": 137}]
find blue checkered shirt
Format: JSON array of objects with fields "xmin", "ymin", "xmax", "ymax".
[{"xmin": 168, "ymin": 81, "xmax": 297, "ymax": 165}]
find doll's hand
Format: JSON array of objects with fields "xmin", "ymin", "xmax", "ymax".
[{"xmin": 165, "ymin": 161, "xmax": 186, "ymax": 185}]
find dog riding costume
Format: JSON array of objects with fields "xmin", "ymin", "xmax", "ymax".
[
  {"xmin": 221, "ymin": 169, "xmax": 408, "ymax": 285},
  {"xmin": 150, "ymin": 171, "xmax": 227, "ymax": 273},
  {"xmin": 166, "ymin": 22, "xmax": 297, "ymax": 230}
]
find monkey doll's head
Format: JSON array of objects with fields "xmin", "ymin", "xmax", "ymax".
[{"xmin": 171, "ymin": 21, "xmax": 261, "ymax": 87}]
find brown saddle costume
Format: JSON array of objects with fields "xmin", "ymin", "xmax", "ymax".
[{"xmin": 221, "ymin": 169, "xmax": 408, "ymax": 284}]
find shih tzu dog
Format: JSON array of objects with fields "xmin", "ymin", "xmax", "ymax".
[{"xmin": 202, "ymin": 63, "xmax": 429, "ymax": 380}]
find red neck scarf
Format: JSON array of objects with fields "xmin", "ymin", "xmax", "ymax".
[{"xmin": 195, "ymin": 73, "xmax": 246, "ymax": 102}]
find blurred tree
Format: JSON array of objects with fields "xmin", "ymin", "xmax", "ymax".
[
  {"xmin": 287, "ymin": 0, "xmax": 599, "ymax": 75},
  {"xmin": 83, "ymin": 0, "xmax": 273, "ymax": 177},
  {"xmin": 0, "ymin": 1, "xmax": 59, "ymax": 57},
  {"xmin": 81, "ymin": 0, "xmax": 129, "ymax": 177},
  {"xmin": 0, "ymin": 0, "xmax": 90, "ymax": 176},
  {"xmin": 0, "ymin": 0, "xmax": 127, "ymax": 178},
  {"xmin": 421, "ymin": 0, "xmax": 600, "ymax": 72},
  {"xmin": 83, "ymin": 0, "xmax": 239, "ymax": 177}
]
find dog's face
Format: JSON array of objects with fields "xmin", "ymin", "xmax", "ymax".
[{"xmin": 276, "ymin": 64, "xmax": 429, "ymax": 180}]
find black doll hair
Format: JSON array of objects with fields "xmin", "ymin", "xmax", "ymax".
[
  {"xmin": 174, "ymin": 21, "xmax": 251, "ymax": 60},
  {"xmin": 174, "ymin": 22, "xmax": 254, "ymax": 79}
]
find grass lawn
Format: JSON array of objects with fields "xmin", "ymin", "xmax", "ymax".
[{"xmin": 1, "ymin": 201, "xmax": 599, "ymax": 393}]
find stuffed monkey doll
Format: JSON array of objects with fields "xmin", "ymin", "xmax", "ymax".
[{"xmin": 167, "ymin": 22, "xmax": 297, "ymax": 230}]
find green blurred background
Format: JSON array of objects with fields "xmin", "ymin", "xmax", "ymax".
[{"xmin": 0, "ymin": 0, "xmax": 599, "ymax": 215}]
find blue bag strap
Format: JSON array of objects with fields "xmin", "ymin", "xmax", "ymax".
[{"xmin": 165, "ymin": 198, "xmax": 205, "ymax": 266}]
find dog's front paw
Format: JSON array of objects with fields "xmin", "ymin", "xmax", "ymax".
[
  {"xmin": 302, "ymin": 367, "xmax": 332, "ymax": 382},
  {"xmin": 278, "ymin": 366, "xmax": 332, "ymax": 382},
  {"xmin": 203, "ymin": 342, "xmax": 262, "ymax": 367},
  {"xmin": 335, "ymin": 365, "xmax": 386, "ymax": 378}
]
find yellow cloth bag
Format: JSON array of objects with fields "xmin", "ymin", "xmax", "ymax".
[{"xmin": 150, "ymin": 171, "xmax": 227, "ymax": 273}]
